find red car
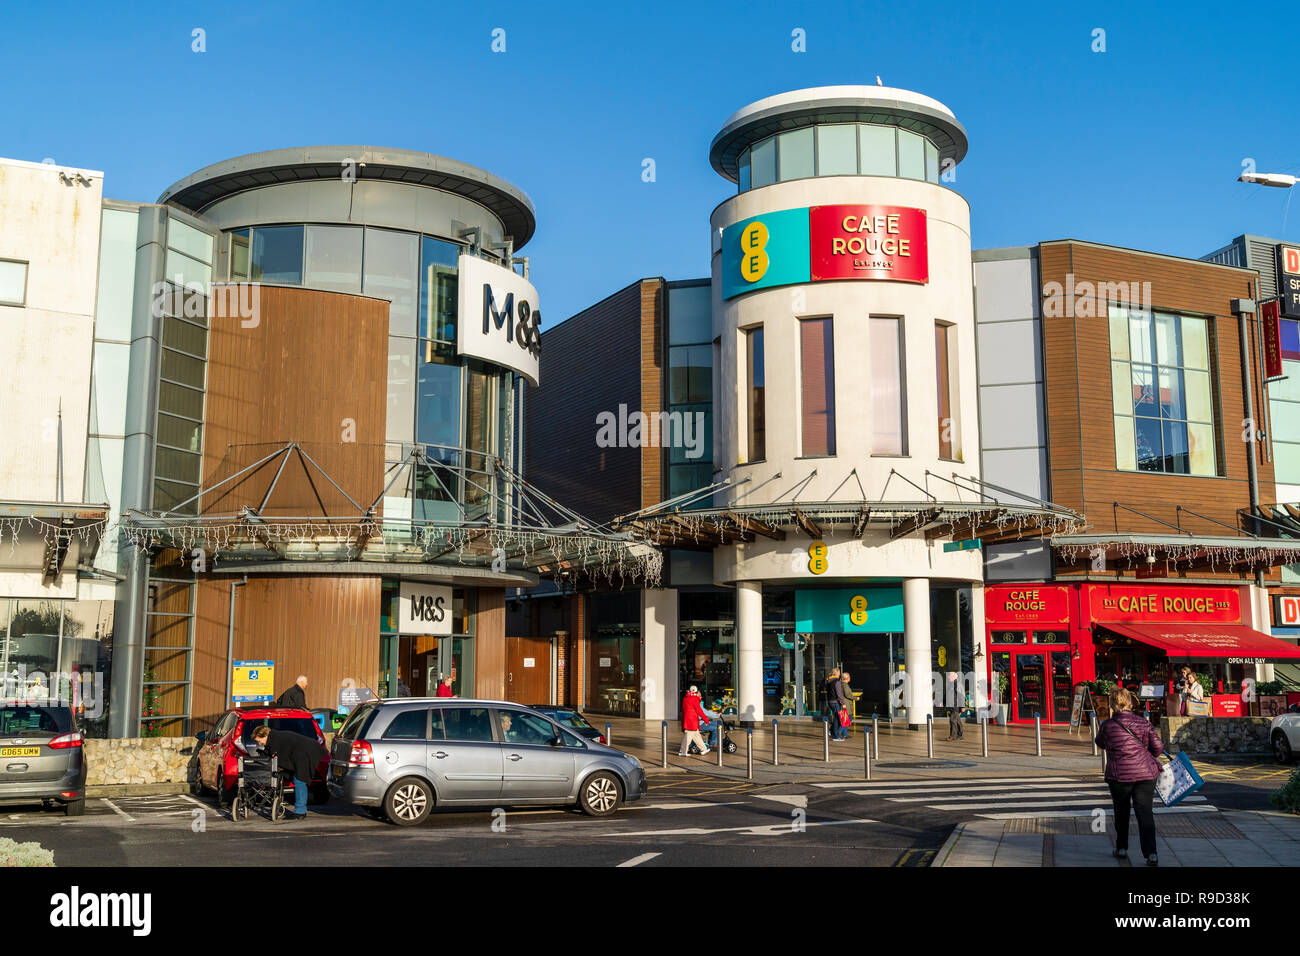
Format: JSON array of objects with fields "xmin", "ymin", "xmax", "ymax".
[{"xmin": 193, "ymin": 707, "xmax": 330, "ymax": 806}]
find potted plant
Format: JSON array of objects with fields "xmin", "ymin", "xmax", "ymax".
[{"xmin": 995, "ymin": 672, "xmax": 1010, "ymax": 725}]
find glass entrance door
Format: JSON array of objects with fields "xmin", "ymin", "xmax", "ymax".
[
  {"xmin": 1007, "ymin": 647, "xmax": 1073, "ymax": 723},
  {"xmin": 1013, "ymin": 651, "xmax": 1047, "ymax": 721}
]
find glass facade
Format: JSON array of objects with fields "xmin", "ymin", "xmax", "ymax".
[
  {"xmin": 589, "ymin": 592, "xmax": 641, "ymax": 716},
  {"xmin": 1270, "ymin": 317, "xmax": 1300, "ymax": 492},
  {"xmin": 1109, "ymin": 306, "xmax": 1217, "ymax": 476},
  {"xmin": 737, "ymin": 123, "xmax": 943, "ymax": 192},
  {"xmin": 379, "ymin": 581, "xmax": 475, "ymax": 699},
  {"xmin": 679, "ymin": 590, "xmax": 736, "ymax": 715},
  {"xmin": 0, "ymin": 599, "xmax": 114, "ymax": 738},
  {"xmin": 666, "ymin": 283, "xmax": 714, "ymax": 501},
  {"xmin": 142, "ymin": 551, "xmax": 195, "ymax": 737}
]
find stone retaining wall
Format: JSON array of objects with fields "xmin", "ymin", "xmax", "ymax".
[
  {"xmin": 84, "ymin": 738, "xmax": 198, "ymax": 786},
  {"xmin": 1161, "ymin": 716, "xmax": 1271, "ymax": 754}
]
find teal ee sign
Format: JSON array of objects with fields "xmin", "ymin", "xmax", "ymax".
[
  {"xmin": 794, "ymin": 588, "xmax": 904, "ymax": 633},
  {"xmin": 943, "ymin": 539, "xmax": 982, "ymax": 553},
  {"xmin": 721, "ymin": 207, "xmax": 811, "ymax": 300}
]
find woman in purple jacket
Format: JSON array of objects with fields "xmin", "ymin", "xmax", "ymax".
[{"xmin": 1094, "ymin": 686, "xmax": 1166, "ymax": 866}]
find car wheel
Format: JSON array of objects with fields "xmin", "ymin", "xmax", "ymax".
[
  {"xmin": 216, "ymin": 770, "xmax": 230, "ymax": 809},
  {"xmin": 384, "ymin": 777, "xmax": 433, "ymax": 827},
  {"xmin": 578, "ymin": 772, "xmax": 622, "ymax": 817},
  {"xmin": 64, "ymin": 798, "xmax": 85, "ymax": 817},
  {"xmin": 188, "ymin": 762, "xmax": 204, "ymax": 796},
  {"xmin": 1274, "ymin": 731, "xmax": 1294, "ymax": 763},
  {"xmin": 309, "ymin": 784, "xmax": 330, "ymax": 806}
]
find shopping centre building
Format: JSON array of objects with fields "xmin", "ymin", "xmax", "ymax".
[
  {"xmin": 524, "ymin": 86, "xmax": 1300, "ymax": 727},
  {"xmin": 0, "ymin": 147, "xmax": 654, "ymax": 738}
]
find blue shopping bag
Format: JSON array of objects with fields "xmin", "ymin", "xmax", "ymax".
[{"xmin": 1156, "ymin": 751, "xmax": 1204, "ymax": 807}]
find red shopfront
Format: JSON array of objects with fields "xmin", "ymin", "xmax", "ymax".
[{"xmin": 987, "ymin": 582, "xmax": 1300, "ymax": 724}]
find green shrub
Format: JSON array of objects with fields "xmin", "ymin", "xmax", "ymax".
[
  {"xmin": 1257, "ymin": 681, "xmax": 1287, "ymax": 697},
  {"xmin": 1270, "ymin": 766, "xmax": 1300, "ymax": 815},
  {"xmin": 0, "ymin": 838, "xmax": 54, "ymax": 867}
]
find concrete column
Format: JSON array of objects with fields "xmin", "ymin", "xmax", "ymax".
[
  {"xmin": 641, "ymin": 588, "xmax": 678, "ymax": 722},
  {"xmin": 969, "ymin": 582, "xmax": 989, "ymax": 714},
  {"xmin": 903, "ymin": 577, "xmax": 933, "ymax": 728},
  {"xmin": 736, "ymin": 580, "xmax": 763, "ymax": 725}
]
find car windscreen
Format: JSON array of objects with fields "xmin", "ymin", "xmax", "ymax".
[
  {"xmin": 552, "ymin": 710, "xmax": 595, "ymax": 731},
  {"xmin": 0, "ymin": 706, "xmax": 73, "ymax": 738},
  {"xmin": 240, "ymin": 717, "xmax": 319, "ymax": 744},
  {"xmin": 336, "ymin": 703, "xmax": 377, "ymax": 741}
]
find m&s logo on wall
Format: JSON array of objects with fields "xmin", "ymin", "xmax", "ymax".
[{"xmin": 721, "ymin": 204, "xmax": 929, "ymax": 299}]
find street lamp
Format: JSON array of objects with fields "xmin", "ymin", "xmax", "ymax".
[{"xmin": 1239, "ymin": 171, "xmax": 1297, "ymax": 188}]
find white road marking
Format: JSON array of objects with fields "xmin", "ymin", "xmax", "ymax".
[
  {"xmin": 976, "ymin": 805, "xmax": 1218, "ymax": 820},
  {"xmin": 883, "ymin": 788, "xmax": 1112, "ymax": 803},
  {"xmin": 101, "ymin": 798, "xmax": 135, "ymax": 823},
  {"xmin": 613, "ymin": 818, "xmax": 875, "ymax": 838},
  {"xmin": 843, "ymin": 781, "xmax": 1106, "ymax": 796},
  {"xmin": 178, "ymin": 794, "xmax": 210, "ymax": 811},
  {"xmin": 616, "ymin": 852, "xmax": 661, "ymax": 867},
  {"xmin": 816, "ymin": 776, "xmax": 1077, "ymax": 789},
  {"xmin": 754, "ymin": 794, "xmax": 808, "ymax": 809},
  {"xmin": 493, "ymin": 801, "xmax": 746, "ymax": 817},
  {"xmin": 926, "ymin": 795, "xmax": 1207, "ymax": 811}
]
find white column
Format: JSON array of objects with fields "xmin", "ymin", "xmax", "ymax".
[
  {"xmin": 903, "ymin": 577, "xmax": 933, "ymax": 728},
  {"xmin": 640, "ymin": 588, "xmax": 677, "ymax": 722},
  {"xmin": 736, "ymin": 580, "xmax": 763, "ymax": 725},
  {"xmin": 969, "ymin": 582, "xmax": 989, "ymax": 714}
]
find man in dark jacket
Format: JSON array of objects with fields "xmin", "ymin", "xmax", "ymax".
[
  {"xmin": 251, "ymin": 724, "xmax": 327, "ymax": 820},
  {"xmin": 275, "ymin": 675, "xmax": 308, "ymax": 709},
  {"xmin": 1094, "ymin": 686, "xmax": 1166, "ymax": 865}
]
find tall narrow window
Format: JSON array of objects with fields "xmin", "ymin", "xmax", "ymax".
[
  {"xmin": 871, "ymin": 317, "xmax": 906, "ymax": 455},
  {"xmin": 800, "ymin": 318, "xmax": 836, "ymax": 457},
  {"xmin": 936, "ymin": 322, "xmax": 956, "ymax": 460},
  {"xmin": 746, "ymin": 327, "xmax": 765, "ymax": 462}
]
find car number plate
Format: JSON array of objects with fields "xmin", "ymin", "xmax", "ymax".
[{"xmin": 1, "ymin": 747, "xmax": 40, "ymax": 757}]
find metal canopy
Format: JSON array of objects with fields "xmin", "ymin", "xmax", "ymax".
[
  {"xmin": 0, "ymin": 501, "xmax": 109, "ymax": 582},
  {"xmin": 120, "ymin": 442, "xmax": 661, "ymax": 586},
  {"xmin": 613, "ymin": 470, "xmax": 1081, "ymax": 550}
]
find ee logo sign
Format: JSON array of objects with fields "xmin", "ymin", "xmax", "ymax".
[
  {"xmin": 740, "ymin": 221, "xmax": 769, "ymax": 283},
  {"xmin": 849, "ymin": 594, "xmax": 868, "ymax": 627},
  {"xmin": 808, "ymin": 540, "xmax": 828, "ymax": 575}
]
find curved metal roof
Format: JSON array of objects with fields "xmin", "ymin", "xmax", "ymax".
[
  {"xmin": 709, "ymin": 86, "xmax": 968, "ymax": 182},
  {"xmin": 157, "ymin": 145, "xmax": 537, "ymax": 247}
]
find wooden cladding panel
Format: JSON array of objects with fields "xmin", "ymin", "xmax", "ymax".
[
  {"xmin": 201, "ymin": 285, "xmax": 388, "ymax": 517},
  {"xmin": 189, "ymin": 573, "xmax": 381, "ymax": 732},
  {"xmin": 640, "ymin": 279, "xmax": 665, "ymax": 510},
  {"xmin": 475, "ymin": 587, "xmax": 506, "ymax": 701},
  {"xmin": 1039, "ymin": 242, "xmax": 1272, "ymax": 532}
]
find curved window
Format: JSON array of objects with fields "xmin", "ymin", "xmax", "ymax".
[{"xmin": 736, "ymin": 123, "xmax": 944, "ymax": 191}]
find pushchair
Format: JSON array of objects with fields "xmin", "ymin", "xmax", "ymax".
[
  {"xmin": 687, "ymin": 717, "xmax": 739, "ymax": 754},
  {"xmin": 230, "ymin": 751, "xmax": 290, "ymax": 823}
]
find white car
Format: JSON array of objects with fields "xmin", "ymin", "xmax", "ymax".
[{"xmin": 1270, "ymin": 712, "xmax": 1300, "ymax": 763}]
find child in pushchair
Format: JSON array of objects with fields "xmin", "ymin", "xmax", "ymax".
[
  {"xmin": 230, "ymin": 749, "xmax": 292, "ymax": 822},
  {"xmin": 687, "ymin": 707, "xmax": 739, "ymax": 754}
]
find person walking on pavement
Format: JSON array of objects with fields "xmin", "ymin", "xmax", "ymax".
[
  {"xmin": 435, "ymin": 675, "xmax": 454, "ymax": 698},
  {"xmin": 947, "ymin": 673, "xmax": 966, "ymax": 740},
  {"xmin": 251, "ymin": 724, "xmax": 328, "ymax": 821},
  {"xmin": 826, "ymin": 668, "xmax": 847, "ymax": 741},
  {"xmin": 1095, "ymin": 686, "xmax": 1167, "ymax": 866},
  {"xmin": 678, "ymin": 685, "xmax": 711, "ymax": 756},
  {"xmin": 840, "ymin": 671, "xmax": 860, "ymax": 735},
  {"xmin": 275, "ymin": 675, "xmax": 308, "ymax": 709}
]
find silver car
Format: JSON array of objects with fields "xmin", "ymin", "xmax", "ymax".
[
  {"xmin": 0, "ymin": 705, "xmax": 87, "ymax": 816},
  {"xmin": 328, "ymin": 698, "xmax": 646, "ymax": 826}
]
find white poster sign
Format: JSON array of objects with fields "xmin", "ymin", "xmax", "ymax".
[
  {"xmin": 456, "ymin": 254, "xmax": 541, "ymax": 385},
  {"xmin": 523, "ymin": 657, "xmax": 535, "ymax": 668},
  {"xmin": 399, "ymin": 581, "xmax": 453, "ymax": 636}
]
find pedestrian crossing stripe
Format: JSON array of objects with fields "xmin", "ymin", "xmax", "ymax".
[
  {"xmin": 975, "ymin": 805, "xmax": 1217, "ymax": 820},
  {"xmin": 815, "ymin": 776, "xmax": 1079, "ymax": 789},
  {"xmin": 922, "ymin": 795, "xmax": 1207, "ymax": 811},
  {"xmin": 845, "ymin": 781, "xmax": 1113, "ymax": 796}
]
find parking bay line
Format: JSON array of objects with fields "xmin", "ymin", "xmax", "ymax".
[
  {"xmin": 616, "ymin": 852, "xmax": 661, "ymax": 867},
  {"xmin": 100, "ymin": 798, "xmax": 136, "ymax": 823}
]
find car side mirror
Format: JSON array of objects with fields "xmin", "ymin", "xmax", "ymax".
[
  {"xmin": 195, "ymin": 731, "xmax": 207, "ymax": 743},
  {"xmin": 549, "ymin": 735, "xmax": 563, "ymax": 747}
]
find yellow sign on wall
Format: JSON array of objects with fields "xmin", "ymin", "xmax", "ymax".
[
  {"xmin": 232, "ymin": 660, "xmax": 275, "ymax": 703},
  {"xmin": 808, "ymin": 541, "xmax": 829, "ymax": 575},
  {"xmin": 849, "ymin": 594, "xmax": 869, "ymax": 627}
]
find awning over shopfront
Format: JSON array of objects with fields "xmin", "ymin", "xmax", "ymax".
[{"xmin": 1098, "ymin": 621, "xmax": 1300, "ymax": 660}]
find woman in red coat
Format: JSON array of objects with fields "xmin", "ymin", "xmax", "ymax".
[{"xmin": 678, "ymin": 686, "xmax": 711, "ymax": 756}]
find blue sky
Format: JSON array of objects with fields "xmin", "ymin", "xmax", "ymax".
[{"xmin": 5, "ymin": 1, "xmax": 1298, "ymax": 325}]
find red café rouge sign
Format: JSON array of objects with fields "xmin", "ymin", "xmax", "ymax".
[
  {"xmin": 1087, "ymin": 584, "xmax": 1241, "ymax": 625},
  {"xmin": 985, "ymin": 585, "xmax": 1071, "ymax": 625},
  {"xmin": 810, "ymin": 204, "xmax": 929, "ymax": 284}
]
